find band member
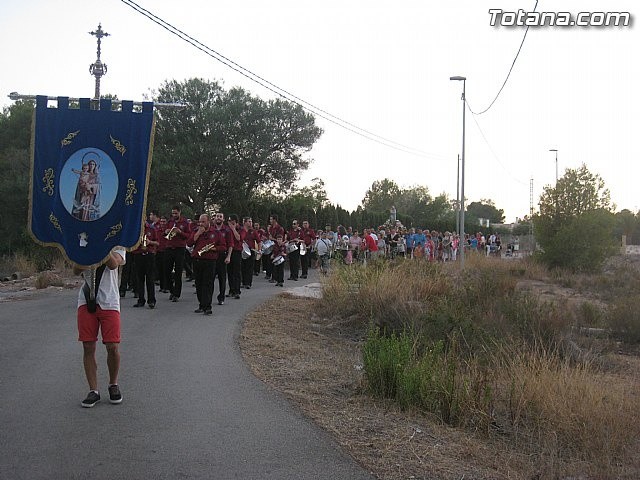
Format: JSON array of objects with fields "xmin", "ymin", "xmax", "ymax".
[
  {"xmin": 226, "ymin": 214, "xmax": 243, "ymax": 299},
  {"xmin": 286, "ymin": 219, "xmax": 302, "ymax": 281},
  {"xmin": 265, "ymin": 214, "xmax": 285, "ymax": 282},
  {"xmin": 164, "ymin": 206, "xmax": 190, "ymax": 302},
  {"xmin": 271, "ymin": 234, "xmax": 287, "ymax": 287},
  {"xmin": 148, "ymin": 210, "xmax": 162, "ymax": 287},
  {"xmin": 131, "ymin": 218, "xmax": 159, "ymax": 309},
  {"xmin": 212, "ymin": 212, "xmax": 232, "ymax": 305},
  {"xmin": 183, "ymin": 217, "xmax": 196, "ymax": 282},
  {"xmin": 252, "ymin": 221, "xmax": 265, "ymax": 276},
  {"xmin": 240, "ymin": 216, "xmax": 260, "ymax": 289},
  {"xmin": 300, "ymin": 220, "xmax": 316, "ymax": 279},
  {"xmin": 155, "ymin": 215, "xmax": 170, "ymax": 293},
  {"xmin": 118, "ymin": 250, "xmax": 136, "ymax": 299},
  {"xmin": 187, "ymin": 214, "xmax": 218, "ymax": 315}
]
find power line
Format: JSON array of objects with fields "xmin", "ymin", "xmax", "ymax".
[
  {"xmin": 119, "ymin": 0, "xmax": 447, "ymax": 160},
  {"xmin": 467, "ymin": 0, "xmax": 539, "ymax": 115},
  {"xmin": 465, "ymin": 99, "xmax": 528, "ymax": 186}
]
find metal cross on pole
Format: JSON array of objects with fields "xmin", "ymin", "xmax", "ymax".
[{"xmin": 89, "ymin": 23, "xmax": 110, "ymax": 102}]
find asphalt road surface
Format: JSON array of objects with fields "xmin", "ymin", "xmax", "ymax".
[{"xmin": 0, "ymin": 269, "xmax": 373, "ymax": 480}]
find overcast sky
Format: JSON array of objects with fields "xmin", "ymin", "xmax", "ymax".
[{"xmin": 1, "ymin": 0, "xmax": 637, "ymax": 223}]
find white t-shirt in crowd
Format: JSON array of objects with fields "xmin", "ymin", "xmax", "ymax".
[
  {"xmin": 77, "ymin": 248, "xmax": 126, "ymax": 312},
  {"xmin": 315, "ymin": 238, "xmax": 331, "ymax": 256}
]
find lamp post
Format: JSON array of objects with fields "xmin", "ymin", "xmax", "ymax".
[
  {"xmin": 450, "ymin": 76, "xmax": 466, "ymax": 268},
  {"xmin": 549, "ymin": 148, "xmax": 558, "ymax": 184}
]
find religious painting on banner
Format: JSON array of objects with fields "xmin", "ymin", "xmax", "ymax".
[{"xmin": 29, "ymin": 96, "xmax": 155, "ymax": 267}]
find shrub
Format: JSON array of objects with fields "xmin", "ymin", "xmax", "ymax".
[
  {"xmin": 536, "ymin": 210, "xmax": 617, "ymax": 272},
  {"xmin": 362, "ymin": 328, "xmax": 414, "ymax": 399},
  {"xmin": 607, "ymin": 296, "xmax": 640, "ymax": 344},
  {"xmin": 363, "ymin": 328, "xmax": 495, "ymax": 429}
]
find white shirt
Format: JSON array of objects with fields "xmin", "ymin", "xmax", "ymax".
[
  {"xmin": 77, "ymin": 248, "xmax": 126, "ymax": 311},
  {"xmin": 315, "ymin": 238, "xmax": 331, "ymax": 256}
]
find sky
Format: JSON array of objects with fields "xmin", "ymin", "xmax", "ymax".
[{"xmin": 1, "ymin": 0, "xmax": 638, "ymax": 223}]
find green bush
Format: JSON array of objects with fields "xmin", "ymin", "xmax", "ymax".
[
  {"xmin": 536, "ymin": 210, "xmax": 617, "ymax": 272},
  {"xmin": 363, "ymin": 328, "xmax": 494, "ymax": 428},
  {"xmin": 607, "ymin": 296, "xmax": 640, "ymax": 344},
  {"xmin": 362, "ymin": 328, "xmax": 414, "ymax": 399}
]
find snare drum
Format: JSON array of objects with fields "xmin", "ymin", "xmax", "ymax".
[
  {"xmin": 261, "ymin": 240, "xmax": 274, "ymax": 255},
  {"xmin": 241, "ymin": 242, "xmax": 252, "ymax": 259},
  {"xmin": 273, "ymin": 255, "xmax": 285, "ymax": 266},
  {"xmin": 286, "ymin": 242, "xmax": 298, "ymax": 254}
]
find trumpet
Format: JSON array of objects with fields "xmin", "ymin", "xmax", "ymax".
[
  {"xmin": 197, "ymin": 242, "xmax": 216, "ymax": 256},
  {"xmin": 164, "ymin": 226, "xmax": 179, "ymax": 240}
]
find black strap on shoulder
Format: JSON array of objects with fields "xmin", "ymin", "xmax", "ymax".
[{"xmin": 82, "ymin": 264, "xmax": 107, "ymax": 313}]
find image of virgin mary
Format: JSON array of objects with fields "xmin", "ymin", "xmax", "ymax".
[{"xmin": 72, "ymin": 152, "xmax": 101, "ymax": 221}]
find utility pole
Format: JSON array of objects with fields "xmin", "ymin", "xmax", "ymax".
[
  {"xmin": 456, "ymin": 154, "xmax": 460, "ymax": 236},
  {"xmin": 89, "ymin": 24, "xmax": 109, "ymax": 102},
  {"xmin": 529, "ymin": 177, "xmax": 534, "ymax": 238},
  {"xmin": 450, "ymin": 76, "xmax": 466, "ymax": 268}
]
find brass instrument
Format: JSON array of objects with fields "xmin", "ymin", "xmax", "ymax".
[
  {"xmin": 164, "ymin": 226, "xmax": 179, "ymax": 240},
  {"xmin": 198, "ymin": 242, "xmax": 216, "ymax": 256}
]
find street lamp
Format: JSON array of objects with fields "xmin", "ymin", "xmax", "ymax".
[
  {"xmin": 549, "ymin": 148, "xmax": 558, "ymax": 184},
  {"xmin": 450, "ymin": 76, "xmax": 466, "ymax": 268}
]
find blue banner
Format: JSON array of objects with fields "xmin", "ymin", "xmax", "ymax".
[{"xmin": 29, "ymin": 96, "xmax": 155, "ymax": 266}]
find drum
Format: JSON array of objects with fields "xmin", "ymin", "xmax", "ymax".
[
  {"xmin": 261, "ymin": 240, "xmax": 274, "ymax": 254},
  {"xmin": 299, "ymin": 242, "xmax": 307, "ymax": 256},
  {"xmin": 286, "ymin": 242, "xmax": 298, "ymax": 254},
  {"xmin": 273, "ymin": 255, "xmax": 285, "ymax": 266},
  {"xmin": 241, "ymin": 242, "xmax": 252, "ymax": 259}
]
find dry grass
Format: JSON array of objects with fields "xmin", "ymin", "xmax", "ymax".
[
  {"xmin": 240, "ymin": 294, "xmax": 640, "ymax": 479},
  {"xmin": 1, "ymin": 252, "xmax": 38, "ymax": 278},
  {"xmin": 495, "ymin": 344, "xmax": 640, "ymax": 477}
]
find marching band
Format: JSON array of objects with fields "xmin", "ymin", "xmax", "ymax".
[{"xmin": 122, "ymin": 208, "xmax": 329, "ymax": 316}]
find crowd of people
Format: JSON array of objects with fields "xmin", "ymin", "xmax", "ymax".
[
  {"xmin": 310, "ymin": 223, "xmax": 504, "ymax": 264},
  {"xmin": 120, "ymin": 208, "xmax": 506, "ymax": 315}
]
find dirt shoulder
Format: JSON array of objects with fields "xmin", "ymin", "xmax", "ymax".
[
  {"xmin": 0, "ymin": 270, "xmax": 79, "ymax": 303},
  {"xmin": 239, "ymin": 293, "xmax": 541, "ymax": 480}
]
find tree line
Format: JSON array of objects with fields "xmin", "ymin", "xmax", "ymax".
[{"xmin": 0, "ymin": 78, "xmax": 635, "ymax": 272}]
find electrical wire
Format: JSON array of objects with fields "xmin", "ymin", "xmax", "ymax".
[
  {"xmin": 465, "ymin": 99, "xmax": 528, "ymax": 186},
  {"xmin": 467, "ymin": 0, "xmax": 539, "ymax": 115},
  {"xmin": 119, "ymin": 0, "xmax": 447, "ymax": 160}
]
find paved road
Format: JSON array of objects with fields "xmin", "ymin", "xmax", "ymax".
[{"xmin": 0, "ymin": 270, "xmax": 373, "ymax": 480}]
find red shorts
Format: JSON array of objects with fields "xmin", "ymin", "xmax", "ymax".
[{"xmin": 77, "ymin": 305, "xmax": 121, "ymax": 343}]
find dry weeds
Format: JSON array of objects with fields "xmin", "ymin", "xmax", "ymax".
[{"xmin": 240, "ymin": 294, "xmax": 638, "ymax": 479}]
